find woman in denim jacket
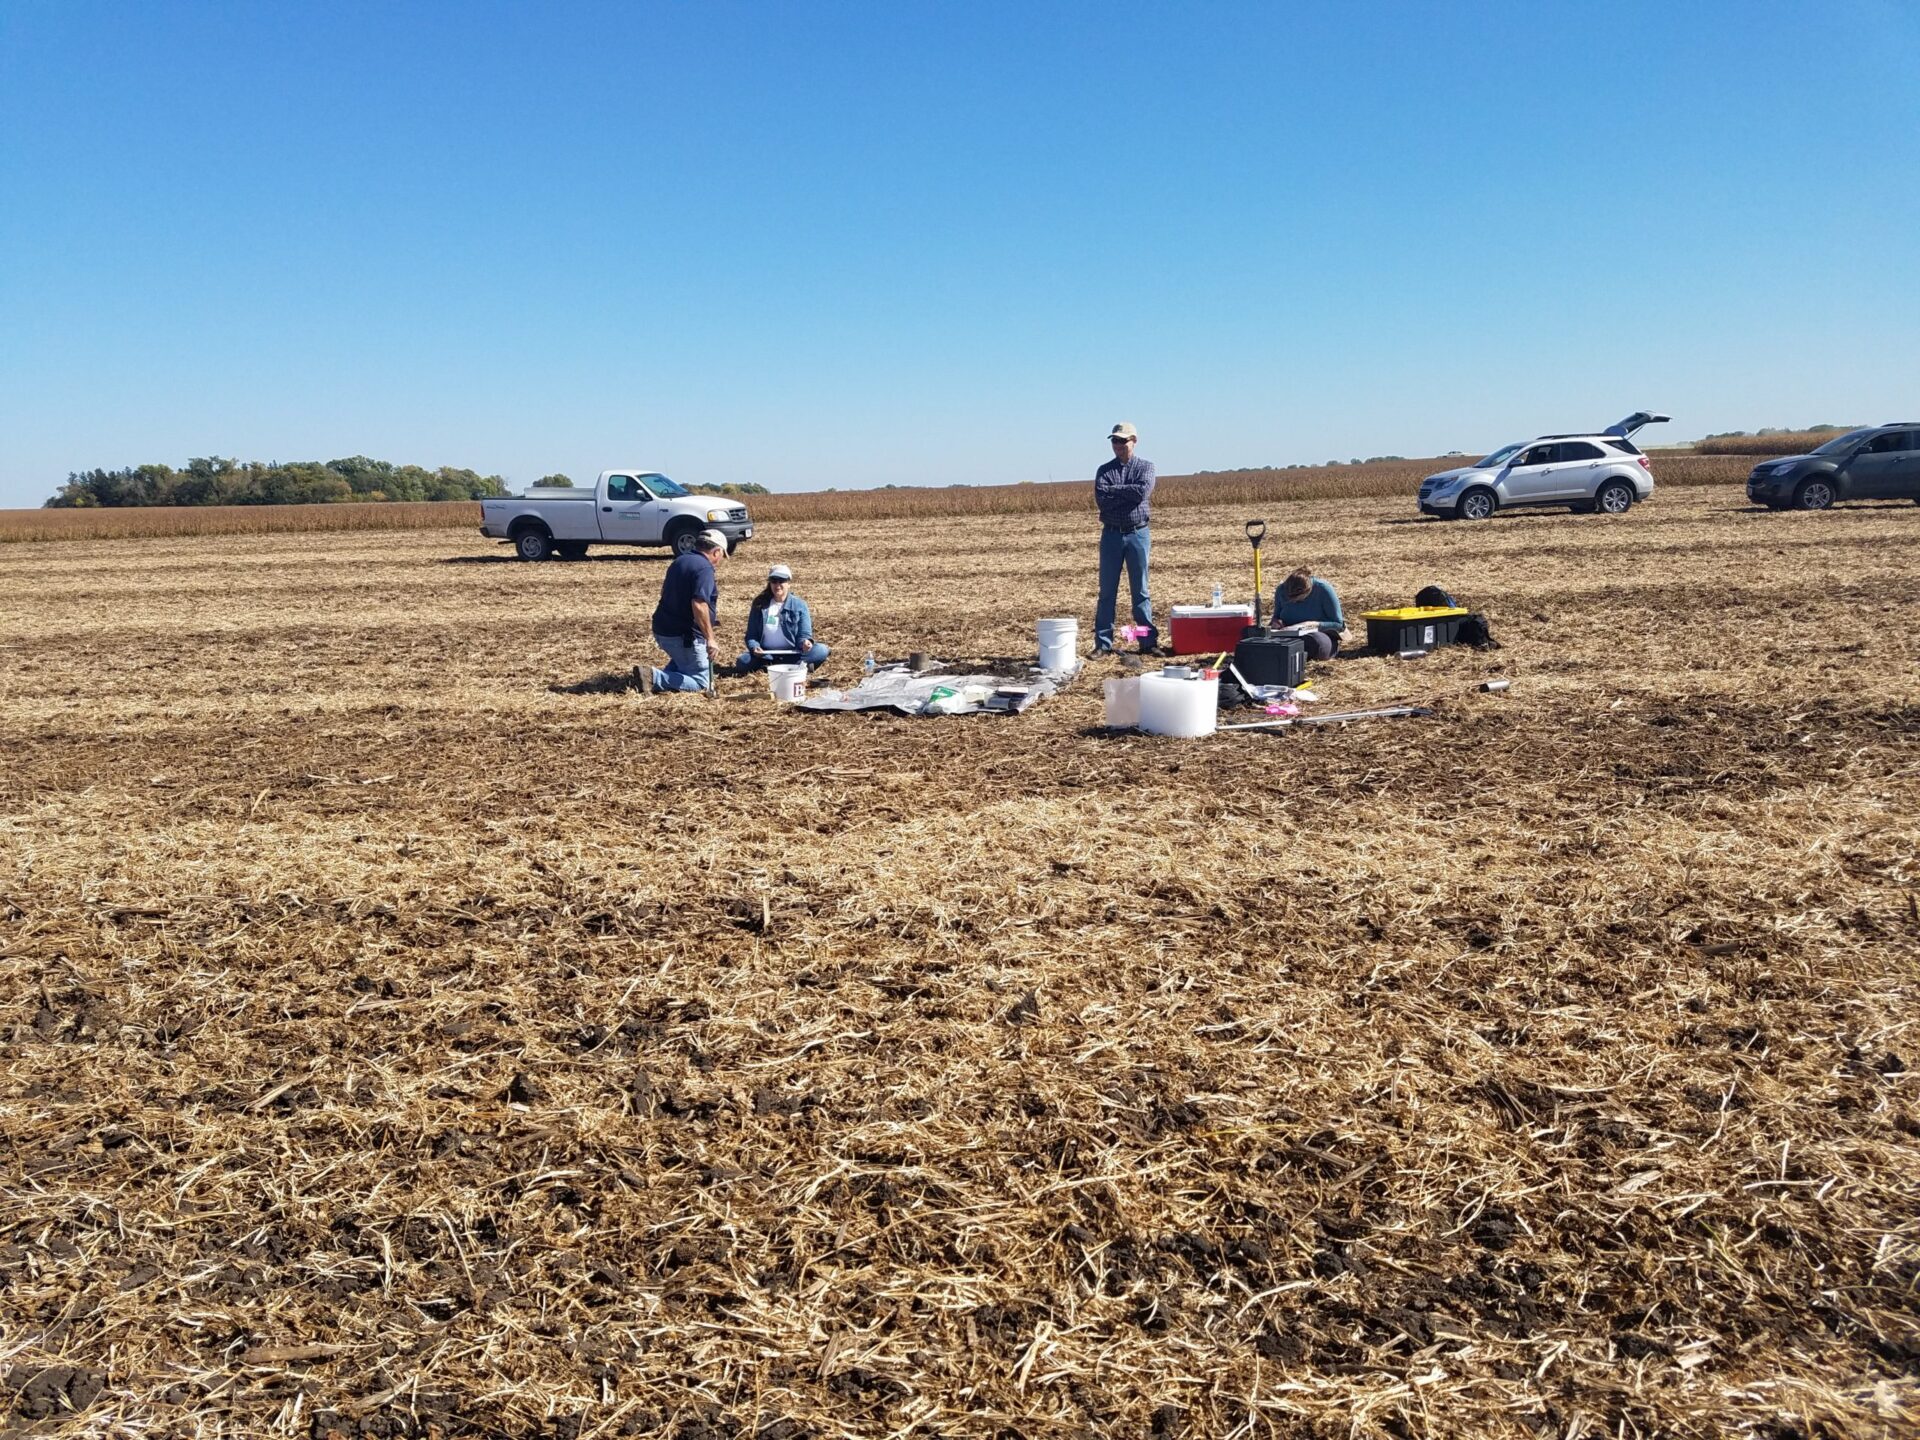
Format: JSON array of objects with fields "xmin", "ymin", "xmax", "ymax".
[{"xmin": 737, "ymin": 563, "xmax": 830, "ymax": 671}]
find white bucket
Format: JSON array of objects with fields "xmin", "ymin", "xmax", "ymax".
[
  {"xmin": 768, "ymin": 664, "xmax": 808, "ymax": 702},
  {"xmin": 1037, "ymin": 616, "xmax": 1079, "ymax": 672},
  {"xmin": 1138, "ymin": 673, "xmax": 1218, "ymax": 738},
  {"xmin": 1103, "ymin": 676, "xmax": 1142, "ymax": 729}
]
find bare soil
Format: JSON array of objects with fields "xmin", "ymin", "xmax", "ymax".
[{"xmin": 1, "ymin": 490, "xmax": 1915, "ymax": 1438}]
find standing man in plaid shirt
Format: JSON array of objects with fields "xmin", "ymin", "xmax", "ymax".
[{"xmin": 1092, "ymin": 421, "xmax": 1158, "ymax": 655}]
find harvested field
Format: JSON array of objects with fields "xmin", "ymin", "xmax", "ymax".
[
  {"xmin": 1690, "ymin": 433, "xmax": 1856, "ymax": 458},
  {"xmin": 0, "ymin": 501, "xmax": 487, "ymax": 545},
  {"xmin": 743, "ymin": 457, "xmax": 1750, "ymax": 524},
  {"xmin": 0, "ymin": 455, "xmax": 1754, "ymax": 541},
  {"xmin": 2, "ymin": 489, "xmax": 1916, "ymax": 1439}
]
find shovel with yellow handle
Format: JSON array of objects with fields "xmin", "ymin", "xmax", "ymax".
[{"xmin": 1245, "ymin": 519, "xmax": 1268, "ymax": 630}]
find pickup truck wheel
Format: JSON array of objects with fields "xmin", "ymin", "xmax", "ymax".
[
  {"xmin": 1455, "ymin": 488, "xmax": 1497, "ymax": 521},
  {"xmin": 1594, "ymin": 480, "xmax": 1634, "ymax": 515},
  {"xmin": 513, "ymin": 527, "xmax": 555, "ymax": 562},
  {"xmin": 556, "ymin": 541, "xmax": 589, "ymax": 560},
  {"xmin": 668, "ymin": 524, "xmax": 701, "ymax": 556}
]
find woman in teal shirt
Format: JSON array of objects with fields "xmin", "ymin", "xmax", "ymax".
[{"xmin": 1273, "ymin": 567, "xmax": 1346, "ymax": 660}]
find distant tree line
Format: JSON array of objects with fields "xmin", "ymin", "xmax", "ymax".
[{"xmin": 44, "ymin": 455, "xmax": 510, "ymax": 508}]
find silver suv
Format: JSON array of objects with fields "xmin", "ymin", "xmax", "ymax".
[{"xmin": 1419, "ymin": 412, "xmax": 1668, "ymax": 520}]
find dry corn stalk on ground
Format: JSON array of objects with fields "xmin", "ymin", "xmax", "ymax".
[{"xmin": 0, "ymin": 488, "xmax": 1915, "ymax": 1439}]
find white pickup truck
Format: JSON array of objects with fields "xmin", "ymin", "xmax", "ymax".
[{"xmin": 479, "ymin": 470, "xmax": 755, "ymax": 561}]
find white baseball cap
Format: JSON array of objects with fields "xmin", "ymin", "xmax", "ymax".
[
  {"xmin": 697, "ymin": 529, "xmax": 728, "ymax": 551},
  {"xmin": 1108, "ymin": 422, "xmax": 1138, "ymax": 441}
]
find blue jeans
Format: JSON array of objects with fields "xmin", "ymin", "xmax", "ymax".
[
  {"xmin": 737, "ymin": 642, "xmax": 830, "ymax": 671},
  {"xmin": 652, "ymin": 633, "xmax": 712, "ymax": 693},
  {"xmin": 1095, "ymin": 525, "xmax": 1156, "ymax": 651}
]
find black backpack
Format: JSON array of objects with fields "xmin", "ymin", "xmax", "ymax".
[
  {"xmin": 1457, "ymin": 613, "xmax": 1498, "ymax": 648},
  {"xmin": 1412, "ymin": 584, "xmax": 1495, "ymax": 646}
]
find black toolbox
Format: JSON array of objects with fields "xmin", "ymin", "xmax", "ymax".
[
  {"xmin": 1361, "ymin": 606, "xmax": 1468, "ymax": 654},
  {"xmin": 1233, "ymin": 629, "xmax": 1307, "ymax": 687}
]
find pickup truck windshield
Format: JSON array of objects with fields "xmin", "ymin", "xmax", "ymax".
[{"xmin": 640, "ymin": 473, "xmax": 690, "ymax": 498}]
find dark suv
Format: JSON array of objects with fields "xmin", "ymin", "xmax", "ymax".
[{"xmin": 1746, "ymin": 424, "xmax": 1920, "ymax": 510}]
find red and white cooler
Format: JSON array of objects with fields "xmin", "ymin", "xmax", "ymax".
[{"xmin": 1168, "ymin": 604, "xmax": 1254, "ymax": 656}]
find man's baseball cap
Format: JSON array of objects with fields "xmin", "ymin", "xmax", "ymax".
[
  {"xmin": 767, "ymin": 563, "xmax": 793, "ymax": 581},
  {"xmin": 1108, "ymin": 422, "xmax": 1138, "ymax": 441},
  {"xmin": 697, "ymin": 528, "xmax": 728, "ymax": 550}
]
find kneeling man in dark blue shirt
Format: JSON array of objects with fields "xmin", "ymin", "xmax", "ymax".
[{"xmin": 644, "ymin": 529, "xmax": 729, "ymax": 693}]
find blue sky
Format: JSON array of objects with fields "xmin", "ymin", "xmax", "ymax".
[{"xmin": 2, "ymin": 0, "xmax": 1915, "ymax": 505}]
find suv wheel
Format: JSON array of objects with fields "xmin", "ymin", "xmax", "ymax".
[
  {"xmin": 1594, "ymin": 479, "xmax": 1634, "ymax": 515},
  {"xmin": 1456, "ymin": 488, "xmax": 1497, "ymax": 521},
  {"xmin": 1794, "ymin": 477, "xmax": 1836, "ymax": 511}
]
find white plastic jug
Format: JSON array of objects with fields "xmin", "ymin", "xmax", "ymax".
[
  {"xmin": 768, "ymin": 664, "xmax": 808, "ymax": 702},
  {"xmin": 1036, "ymin": 616, "xmax": 1079, "ymax": 672}
]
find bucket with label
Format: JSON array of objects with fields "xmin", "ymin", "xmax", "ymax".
[
  {"xmin": 768, "ymin": 664, "xmax": 808, "ymax": 702},
  {"xmin": 1036, "ymin": 617, "xmax": 1079, "ymax": 672}
]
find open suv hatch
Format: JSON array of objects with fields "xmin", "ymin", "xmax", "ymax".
[{"xmin": 1419, "ymin": 412, "xmax": 1669, "ymax": 521}]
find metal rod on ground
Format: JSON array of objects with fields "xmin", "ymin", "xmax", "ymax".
[{"xmin": 1218, "ymin": 705, "xmax": 1432, "ymax": 732}]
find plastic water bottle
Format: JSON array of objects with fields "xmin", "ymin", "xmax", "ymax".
[
  {"xmin": 1211, "ymin": 581, "xmax": 1224, "ymax": 607},
  {"xmin": 863, "ymin": 651, "xmax": 876, "ymax": 677}
]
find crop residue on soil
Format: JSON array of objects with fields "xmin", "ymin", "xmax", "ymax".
[{"xmin": 1, "ymin": 489, "xmax": 1916, "ymax": 1438}]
